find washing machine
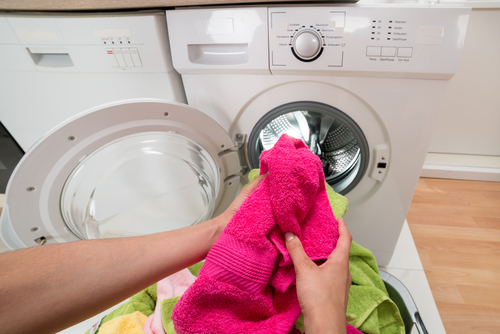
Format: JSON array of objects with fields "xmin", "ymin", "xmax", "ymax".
[
  {"xmin": 1, "ymin": 5, "xmax": 470, "ymax": 270},
  {"xmin": 165, "ymin": 4, "xmax": 471, "ymax": 266}
]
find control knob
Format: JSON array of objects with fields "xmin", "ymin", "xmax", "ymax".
[{"xmin": 292, "ymin": 29, "xmax": 323, "ymax": 62}]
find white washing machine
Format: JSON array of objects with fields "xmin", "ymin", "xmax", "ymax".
[
  {"xmin": 1, "ymin": 5, "xmax": 470, "ymax": 270},
  {"xmin": 165, "ymin": 4, "xmax": 471, "ymax": 266}
]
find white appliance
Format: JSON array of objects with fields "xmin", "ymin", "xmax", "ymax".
[
  {"xmin": 0, "ymin": 11, "xmax": 186, "ymax": 151},
  {"xmin": 1, "ymin": 5, "xmax": 470, "ymax": 268},
  {"xmin": 165, "ymin": 4, "xmax": 471, "ymax": 266},
  {"xmin": 0, "ymin": 6, "xmax": 470, "ymax": 334}
]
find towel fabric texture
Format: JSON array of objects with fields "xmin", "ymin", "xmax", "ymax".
[
  {"xmin": 143, "ymin": 268, "xmax": 196, "ymax": 334},
  {"xmin": 85, "ymin": 284, "xmax": 157, "ymax": 334},
  {"xmin": 99, "ymin": 311, "xmax": 148, "ymax": 334},
  {"xmin": 347, "ymin": 243, "xmax": 405, "ymax": 334},
  {"xmin": 172, "ymin": 135, "xmax": 346, "ymax": 334},
  {"xmin": 85, "ymin": 263, "xmax": 200, "ymax": 334},
  {"xmin": 247, "ymin": 170, "xmax": 404, "ymax": 334}
]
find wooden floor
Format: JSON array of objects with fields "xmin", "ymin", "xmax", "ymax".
[{"xmin": 407, "ymin": 178, "xmax": 500, "ymax": 334}]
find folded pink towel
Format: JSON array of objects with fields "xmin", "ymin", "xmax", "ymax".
[
  {"xmin": 143, "ymin": 268, "xmax": 196, "ymax": 334},
  {"xmin": 172, "ymin": 134, "xmax": 340, "ymax": 333}
]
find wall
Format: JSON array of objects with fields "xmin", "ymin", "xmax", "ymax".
[{"xmin": 423, "ymin": 8, "xmax": 500, "ymax": 181}]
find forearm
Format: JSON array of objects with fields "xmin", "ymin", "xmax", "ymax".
[{"xmin": 0, "ymin": 215, "xmax": 224, "ymax": 334}]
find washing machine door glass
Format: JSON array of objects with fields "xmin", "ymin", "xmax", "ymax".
[
  {"xmin": 248, "ymin": 101, "xmax": 369, "ymax": 195},
  {"xmin": 61, "ymin": 132, "xmax": 218, "ymax": 239},
  {"xmin": 1, "ymin": 99, "xmax": 240, "ymax": 249}
]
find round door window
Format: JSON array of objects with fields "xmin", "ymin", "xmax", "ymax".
[
  {"xmin": 247, "ymin": 101, "xmax": 369, "ymax": 195},
  {"xmin": 60, "ymin": 132, "xmax": 219, "ymax": 240}
]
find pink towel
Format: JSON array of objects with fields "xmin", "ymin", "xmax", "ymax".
[
  {"xmin": 143, "ymin": 268, "xmax": 196, "ymax": 334},
  {"xmin": 172, "ymin": 134, "xmax": 340, "ymax": 333}
]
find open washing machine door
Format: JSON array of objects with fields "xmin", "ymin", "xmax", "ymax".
[{"xmin": 0, "ymin": 99, "xmax": 241, "ymax": 249}]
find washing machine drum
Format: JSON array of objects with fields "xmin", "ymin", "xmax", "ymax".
[
  {"xmin": 0, "ymin": 99, "xmax": 240, "ymax": 249},
  {"xmin": 247, "ymin": 101, "xmax": 369, "ymax": 195}
]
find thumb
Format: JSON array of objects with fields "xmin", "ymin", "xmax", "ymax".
[{"xmin": 285, "ymin": 232, "xmax": 313, "ymax": 271}]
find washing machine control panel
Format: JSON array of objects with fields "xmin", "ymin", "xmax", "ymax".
[
  {"xmin": 269, "ymin": 6, "xmax": 471, "ymax": 78},
  {"xmin": 270, "ymin": 9, "xmax": 346, "ymax": 69}
]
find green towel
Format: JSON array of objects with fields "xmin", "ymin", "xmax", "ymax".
[
  {"xmin": 85, "ymin": 284, "xmax": 157, "ymax": 334},
  {"xmin": 85, "ymin": 261, "xmax": 202, "ymax": 334},
  {"xmin": 348, "ymin": 242, "xmax": 405, "ymax": 334},
  {"xmin": 161, "ymin": 296, "xmax": 182, "ymax": 333}
]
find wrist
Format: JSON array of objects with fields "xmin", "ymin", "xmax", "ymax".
[
  {"xmin": 304, "ymin": 309, "xmax": 346, "ymax": 334},
  {"xmin": 206, "ymin": 215, "xmax": 226, "ymax": 244}
]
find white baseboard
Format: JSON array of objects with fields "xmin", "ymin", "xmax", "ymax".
[
  {"xmin": 421, "ymin": 153, "xmax": 500, "ymax": 182},
  {"xmin": 421, "ymin": 164, "xmax": 500, "ymax": 181}
]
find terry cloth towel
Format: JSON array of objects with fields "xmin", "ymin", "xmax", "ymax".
[
  {"xmin": 85, "ymin": 284, "xmax": 157, "ymax": 334},
  {"xmin": 172, "ymin": 134, "xmax": 342, "ymax": 334},
  {"xmin": 99, "ymin": 311, "xmax": 148, "ymax": 334},
  {"xmin": 84, "ymin": 262, "xmax": 202, "ymax": 334},
  {"xmin": 143, "ymin": 269, "xmax": 196, "ymax": 334},
  {"xmin": 347, "ymin": 243, "xmax": 405, "ymax": 334}
]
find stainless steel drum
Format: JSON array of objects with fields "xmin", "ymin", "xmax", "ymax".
[{"xmin": 248, "ymin": 101, "xmax": 368, "ymax": 195}]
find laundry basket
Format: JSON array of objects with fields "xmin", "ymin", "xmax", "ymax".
[{"xmin": 380, "ymin": 270, "xmax": 429, "ymax": 334}]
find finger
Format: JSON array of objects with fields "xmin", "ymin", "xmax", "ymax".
[
  {"xmin": 285, "ymin": 232, "xmax": 314, "ymax": 271},
  {"xmin": 241, "ymin": 173, "xmax": 266, "ymax": 197},
  {"xmin": 220, "ymin": 174, "xmax": 267, "ymax": 223},
  {"xmin": 328, "ymin": 217, "xmax": 352, "ymax": 261}
]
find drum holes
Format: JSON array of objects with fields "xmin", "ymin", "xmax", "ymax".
[
  {"xmin": 68, "ymin": 136, "xmax": 76, "ymax": 141},
  {"xmin": 221, "ymin": 144, "xmax": 225, "ymax": 148},
  {"xmin": 31, "ymin": 227, "xmax": 39, "ymax": 232},
  {"xmin": 27, "ymin": 186, "xmax": 35, "ymax": 192},
  {"xmin": 164, "ymin": 112, "xmax": 169, "ymax": 116}
]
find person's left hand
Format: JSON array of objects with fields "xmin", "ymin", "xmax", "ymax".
[{"xmin": 217, "ymin": 174, "xmax": 266, "ymax": 229}]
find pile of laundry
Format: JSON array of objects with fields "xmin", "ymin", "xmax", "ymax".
[{"xmin": 86, "ymin": 135, "xmax": 405, "ymax": 334}]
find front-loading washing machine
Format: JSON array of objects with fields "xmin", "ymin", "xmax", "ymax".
[
  {"xmin": 0, "ymin": 5, "xmax": 470, "ymax": 333},
  {"xmin": 165, "ymin": 4, "xmax": 471, "ymax": 266},
  {"xmin": 1, "ymin": 5, "xmax": 470, "ymax": 269}
]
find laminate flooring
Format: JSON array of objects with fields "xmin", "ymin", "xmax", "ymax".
[{"xmin": 407, "ymin": 178, "xmax": 500, "ymax": 334}]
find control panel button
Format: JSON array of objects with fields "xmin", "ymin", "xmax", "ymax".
[
  {"xmin": 397, "ymin": 47, "xmax": 413, "ymax": 58},
  {"xmin": 122, "ymin": 48, "xmax": 134, "ymax": 67},
  {"xmin": 381, "ymin": 47, "xmax": 396, "ymax": 57},
  {"xmin": 130, "ymin": 48, "xmax": 143, "ymax": 67},
  {"xmin": 113, "ymin": 48, "xmax": 127, "ymax": 67},
  {"xmin": 293, "ymin": 30, "xmax": 322, "ymax": 60},
  {"xmin": 366, "ymin": 46, "xmax": 381, "ymax": 56}
]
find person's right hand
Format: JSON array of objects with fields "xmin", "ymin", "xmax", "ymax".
[{"xmin": 285, "ymin": 217, "xmax": 352, "ymax": 334}]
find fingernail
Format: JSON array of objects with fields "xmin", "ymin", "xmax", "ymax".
[{"xmin": 285, "ymin": 232, "xmax": 295, "ymax": 242}]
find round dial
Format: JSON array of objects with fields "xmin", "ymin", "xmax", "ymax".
[{"xmin": 292, "ymin": 29, "xmax": 322, "ymax": 61}]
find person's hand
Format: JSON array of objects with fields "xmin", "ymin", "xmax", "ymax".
[
  {"xmin": 216, "ymin": 174, "xmax": 266, "ymax": 230},
  {"xmin": 285, "ymin": 217, "xmax": 352, "ymax": 334}
]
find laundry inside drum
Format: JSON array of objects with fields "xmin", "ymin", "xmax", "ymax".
[
  {"xmin": 258, "ymin": 110, "xmax": 361, "ymax": 186},
  {"xmin": 60, "ymin": 132, "xmax": 218, "ymax": 240}
]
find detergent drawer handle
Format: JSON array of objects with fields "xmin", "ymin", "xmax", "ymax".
[{"xmin": 188, "ymin": 43, "xmax": 249, "ymax": 65}]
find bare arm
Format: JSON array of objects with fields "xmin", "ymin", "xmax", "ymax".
[{"xmin": 0, "ymin": 175, "xmax": 265, "ymax": 334}]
